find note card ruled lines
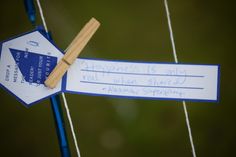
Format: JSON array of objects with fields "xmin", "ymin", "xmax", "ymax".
[
  {"xmin": 80, "ymin": 69, "xmax": 205, "ymax": 78},
  {"xmin": 80, "ymin": 81, "xmax": 204, "ymax": 90},
  {"xmin": 79, "ymin": 68, "xmax": 205, "ymax": 91},
  {"xmin": 78, "ymin": 67, "xmax": 205, "ymax": 99}
]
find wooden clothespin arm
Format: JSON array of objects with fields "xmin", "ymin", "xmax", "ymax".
[{"xmin": 45, "ymin": 18, "xmax": 100, "ymax": 89}]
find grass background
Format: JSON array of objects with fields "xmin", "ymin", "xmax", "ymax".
[{"xmin": 0, "ymin": 0, "xmax": 235, "ymax": 156}]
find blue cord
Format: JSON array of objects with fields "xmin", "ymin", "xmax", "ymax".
[
  {"xmin": 24, "ymin": 1, "xmax": 71, "ymax": 156},
  {"xmin": 24, "ymin": 0, "xmax": 36, "ymax": 25},
  {"xmin": 50, "ymin": 95, "xmax": 71, "ymax": 157}
]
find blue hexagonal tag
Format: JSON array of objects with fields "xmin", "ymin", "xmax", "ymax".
[{"xmin": 0, "ymin": 27, "xmax": 63, "ymax": 107}]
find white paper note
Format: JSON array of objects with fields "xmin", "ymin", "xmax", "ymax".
[{"xmin": 65, "ymin": 58, "xmax": 220, "ymax": 102}]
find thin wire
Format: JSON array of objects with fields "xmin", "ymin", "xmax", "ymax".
[
  {"xmin": 182, "ymin": 101, "xmax": 196, "ymax": 157},
  {"xmin": 62, "ymin": 93, "xmax": 81, "ymax": 157},
  {"xmin": 36, "ymin": 1, "xmax": 81, "ymax": 157},
  {"xmin": 36, "ymin": 0, "xmax": 48, "ymax": 33},
  {"xmin": 36, "ymin": 0, "xmax": 195, "ymax": 156},
  {"xmin": 164, "ymin": 0, "xmax": 197, "ymax": 157}
]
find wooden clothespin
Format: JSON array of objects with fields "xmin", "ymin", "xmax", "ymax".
[{"xmin": 44, "ymin": 18, "xmax": 100, "ymax": 88}]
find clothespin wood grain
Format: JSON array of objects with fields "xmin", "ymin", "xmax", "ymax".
[{"xmin": 45, "ymin": 18, "xmax": 100, "ymax": 89}]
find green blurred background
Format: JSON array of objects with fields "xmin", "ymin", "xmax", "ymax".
[{"xmin": 0, "ymin": 0, "xmax": 235, "ymax": 156}]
